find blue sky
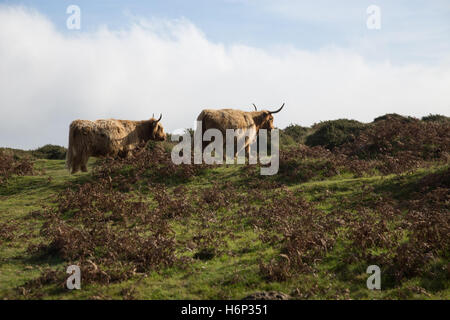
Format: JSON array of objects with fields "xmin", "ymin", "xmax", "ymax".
[
  {"xmin": 0, "ymin": 1, "xmax": 449, "ymax": 149},
  {"xmin": 3, "ymin": 0, "xmax": 450, "ymax": 64}
]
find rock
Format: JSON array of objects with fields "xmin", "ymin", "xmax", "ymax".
[{"xmin": 243, "ymin": 291, "xmax": 290, "ymax": 300}]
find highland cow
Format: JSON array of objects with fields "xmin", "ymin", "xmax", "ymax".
[
  {"xmin": 66, "ymin": 115, "xmax": 166, "ymax": 173},
  {"xmin": 196, "ymin": 103, "xmax": 284, "ymax": 156}
]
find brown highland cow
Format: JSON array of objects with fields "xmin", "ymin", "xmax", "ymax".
[
  {"xmin": 66, "ymin": 115, "xmax": 166, "ymax": 173},
  {"xmin": 196, "ymin": 103, "xmax": 284, "ymax": 155}
]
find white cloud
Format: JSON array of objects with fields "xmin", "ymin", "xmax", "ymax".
[{"xmin": 0, "ymin": 6, "xmax": 449, "ymax": 149}]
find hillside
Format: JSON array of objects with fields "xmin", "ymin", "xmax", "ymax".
[{"xmin": 0, "ymin": 115, "xmax": 449, "ymax": 299}]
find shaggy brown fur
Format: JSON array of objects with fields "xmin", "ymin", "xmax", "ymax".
[
  {"xmin": 196, "ymin": 104, "xmax": 284, "ymax": 155},
  {"xmin": 66, "ymin": 117, "xmax": 166, "ymax": 174}
]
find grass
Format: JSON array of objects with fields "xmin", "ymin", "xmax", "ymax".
[{"xmin": 0, "ymin": 158, "xmax": 448, "ymax": 300}]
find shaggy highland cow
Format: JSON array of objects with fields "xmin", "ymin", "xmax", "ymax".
[
  {"xmin": 66, "ymin": 115, "xmax": 166, "ymax": 173},
  {"xmin": 196, "ymin": 103, "xmax": 284, "ymax": 156}
]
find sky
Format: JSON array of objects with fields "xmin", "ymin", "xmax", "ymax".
[{"xmin": 0, "ymin": 0, "xmax": 449, "ymax": 149}]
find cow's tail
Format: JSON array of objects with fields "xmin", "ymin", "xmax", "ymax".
[
  {"xmin": 66, "ymin": 121, "xmax": 89, "ymax": 174},
  {"xmin": 66, "ymin": 122, "xmax": 76, "ymax": 173},
  {"xmin": 196, "ymin": 111, "xmax": 207, "ymax": 152}
]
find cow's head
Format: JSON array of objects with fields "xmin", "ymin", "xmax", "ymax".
[
  {"xmin": 252, "ymin": 103, "xmax": 285, "ymax": 131},
  {"xmin": 150, "ymin": 114, "xmax": 166, "ymax": 141}
]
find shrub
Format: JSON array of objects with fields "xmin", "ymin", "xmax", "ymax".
[
  {"xmin": 254, "ymin": 168, "xmax": 450, "ymax": 283},
  {"xmin": 306, "ymin": 119, "xmax": 366, "ymax": 150},
  {"xmin": 421, "ymin": 114, "xmax": 449, "ymax": 123},
  {"xmin": 0, "ymin": 151, "xmax": 35, "ymax": 183},
  {"xmin": 32, "ymin": 145, "xmax": 67, "ymax": 160},
  {"xmin": 280, "ymin": 124, "xmax": 309, "ymax": 147},
  {"xmin": 28, "ymin": 179, "xmax": 182, "ymax": 286},
  {"xmin": 246, "ymin": 189, "xmax": 339, "ymax": 279},
  {"xmin": 0, "ymin": 148, "xmax": 32, "ymax": 159},
  {"xmin": 373, "ymin": 113, "xmax": 413, "ymax": 123},
  {"xmin": 340, "ymin": 117, "xmax": 450, "ymax": 164},
  {"xmin": 93, "ymin": 142, "xmax": 207, "ymax": 188}
]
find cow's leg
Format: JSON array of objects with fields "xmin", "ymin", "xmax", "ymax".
[
  {"xmin": 71, "ymin": 166, "xmax": 80, "ymax": 174},
  {"xmin": 80, "ymin": 154, "xmax": 89, "ymax": 172},
  {"xmin": 234, "ymin": 145, "xmax": 244, "ymax": 163},
  {"xmin": 118, "ymin": 148, "xmax": 132, "ymax": 158},
  {"xmin": 202, "ymin": 141, "xmax": 209, "ymax": 156},
  {"xmin": 71, "ymin": 154, "xmax": 81, "ymax": 174},
  {"xmin": 222, "ymin": 146, "xmax": 228, "ymax": 163},
  {"xmin": 245, "ymin": 137, "xmax": 257, "ymax": 163},
  {"xmin": 200, "ymin": 124, "xmax": 208, "ymax": 158},
  {"xmin": 81, "ymin": 160, "xmax": 88, "ymax": 172},
  {"xmin": 245, "ymin": 143, "xmax": 250, "ymax": 164}
]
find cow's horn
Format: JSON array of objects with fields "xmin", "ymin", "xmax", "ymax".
[
  {"xmin": 269, "ymin": 103, "xmax": 285, "ymax": 114},
  {"xmin": 253, "ymin": 103, "xmax": 257, "ymax": 111},
  {"xmin": 156, "ymin": 114, "xmax": 162, "ymax": 122}
]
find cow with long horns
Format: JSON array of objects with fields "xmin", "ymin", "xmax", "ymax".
[
  {"xmin": 66, "ymin": 115, "xmax": 166, "ymax": 173},
  {"xmin": 196, "ymin": 103, "xmax": 285, "ymax": 157}
]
